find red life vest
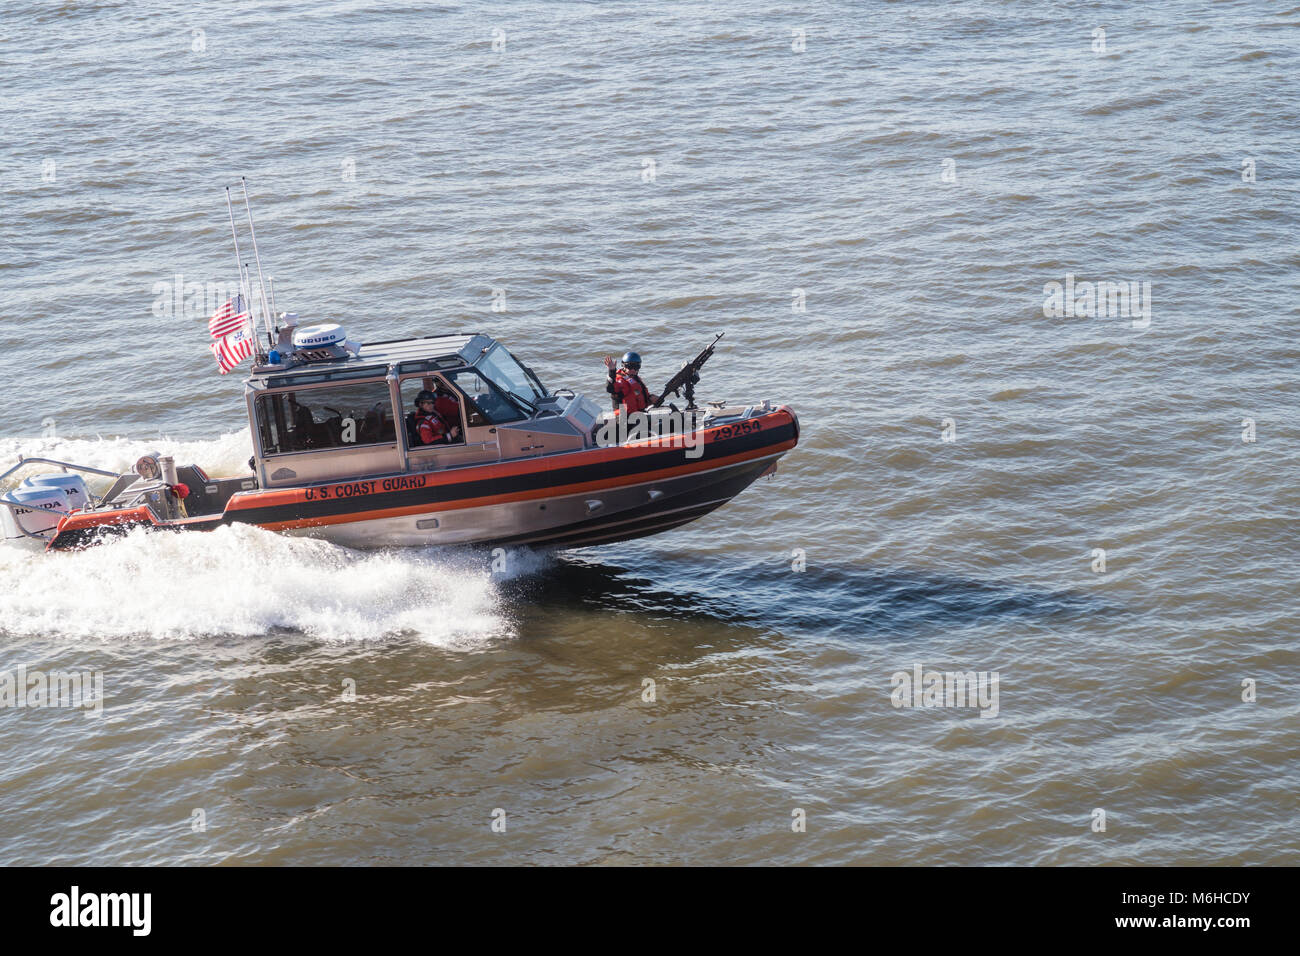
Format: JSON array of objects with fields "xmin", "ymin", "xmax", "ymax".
[
  {"xmin": 415, "ymin": 412, "xmax": 449, "ymax": 445},
  {"xmin": 434, "ymin": 394, "xmax": 460, "ymax": 425},
  {"xmin": 612, "ymin": 369, "xmax": 652, "ymax": 414}
]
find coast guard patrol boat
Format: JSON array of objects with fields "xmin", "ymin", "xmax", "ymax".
[{"xmin": 0, "ymin": 186, "xmax": 799, "ymax": 552}]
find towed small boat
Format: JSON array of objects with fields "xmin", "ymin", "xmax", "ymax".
[
  {"xmin": 1, "ymin": 185, "xmax": 798, "ymax": 553},
  {"xmin": 2, "ymin": 327, "xmax": 798, "ymax": 552}
]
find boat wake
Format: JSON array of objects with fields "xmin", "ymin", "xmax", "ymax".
[
  {"xmin": 0, "ymin": 517, "xmax": 535, "ymax": 646},
  {"xmin": 0, "ymin": 430, "xmax": 543, "ymax": 646}
]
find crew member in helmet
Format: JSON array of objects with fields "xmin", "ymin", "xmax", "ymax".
[
  {"xmin": 411, "ymin": 390, "xmax": 454, "ymax": 445},
  {"xmin": 603, "ymin": 351, "xmax": 657, "ymax": 415}
]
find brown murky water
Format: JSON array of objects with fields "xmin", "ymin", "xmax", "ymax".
[{"xmin": 0, "ymin": 0, "xmax": 1297, "ymax": 864}]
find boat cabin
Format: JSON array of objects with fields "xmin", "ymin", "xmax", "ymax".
[{"xmin": 246, "ymin": 329, "xmax": 604, "ymax": 488}]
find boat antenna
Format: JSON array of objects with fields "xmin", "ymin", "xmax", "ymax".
[
  {"xmin": 240, "ymin": 177, "xmax": 274, "ymax": 361},
  {"xmin": 224, "ymin": 186, "xmax": 249, "ymax": 319},
  {"xmin": 241, "ymin": 262, "xmax": 260, "ymax": 349},
  {"xmin": 224, "ymin": 185, "xmax": 265, "ymax": 362}
]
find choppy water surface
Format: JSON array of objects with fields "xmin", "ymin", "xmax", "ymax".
[{"xmin": 1, "ymin": 1, "xmax": 1297, "ymax": 865}]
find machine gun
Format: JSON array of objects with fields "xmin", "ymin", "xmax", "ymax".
[{"xmin": 651, "ymin": 332, "xmax": 725, "ymax": 410}]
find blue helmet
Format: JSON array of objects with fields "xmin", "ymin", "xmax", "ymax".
[{"xmin": 620, "ymin": 351, "xmax": 642, "ymax": 369}]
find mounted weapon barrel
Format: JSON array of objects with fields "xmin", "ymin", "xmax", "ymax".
[{"xmin": 652, "ymin": 332, "xmax": 725, "ymax": 410}]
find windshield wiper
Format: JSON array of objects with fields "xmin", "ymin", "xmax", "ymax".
[
  {"xmin": 501, "ymin": 388, "xmax": 537, "ymax": 415},
  {"xmin": 518, "ymin": 361, "xmax": 547, "ymax": 398}
]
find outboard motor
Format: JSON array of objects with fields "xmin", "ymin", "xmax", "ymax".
[
  {"xmin": 20, "ymin": 473, "xmax": 91, "ymax": 513},
  {"xmin": 1, "ymin": 486, "xmax": 68, "ymax": 544}
]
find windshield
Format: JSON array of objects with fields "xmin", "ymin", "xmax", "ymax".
[{"xmin": 477, "ymin": 344, "xmax": 547, "ymax": 408}]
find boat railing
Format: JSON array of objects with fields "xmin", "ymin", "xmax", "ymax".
[{"xmin": 1, "ymin": 456, "xmax": 123, "ymax": 486}]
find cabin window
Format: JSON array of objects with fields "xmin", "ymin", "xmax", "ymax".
[
  {"xmin": 478, "ymin": 345, "xmax": 547, "ymax": 406},
  {"xmin": 256, "ymin": 380, "xmax": 396, "ymax": 455},
  {"xmin": 446, "ymin": 369, "xmax": 526, "ymax": 424},
  {"xmin": 400, "ymin": 371, "xmax": 524, "ymax": 430}
]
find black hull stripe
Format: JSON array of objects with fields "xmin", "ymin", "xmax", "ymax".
[
  {"xmin": 49, "ymin": 515, "xmax": 225, "ymax": 551},
  {"xmin": 479, "ymin": 458, "xmax": 772, "ymax": 549},
  {"xmin": 506, "ymin": 502, "xmax": 725, "ymax": 550},
  {"xmin": 226, "ymin": 421, "xmax": 796, "ymax": 527}
]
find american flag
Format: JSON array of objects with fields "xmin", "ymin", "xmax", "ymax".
[
  {"xmin": 208, "ymin": 295, "xmax": 250, "ymax": 339},
  {"xmin": 210, "ymin": 322, "xmax": 255, "ymax": 375}
]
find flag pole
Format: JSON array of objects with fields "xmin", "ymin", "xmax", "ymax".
[
  {"xmin": 240, "ymin": 177, "xmax": 273, "ymax": 362},
  {"xmin": 243, "ymin": 260, "xmax": 261, "ymax": 360},
  {"xmin": 224, "ymin": 186, "xmax": 260, "ymax": 359},
  {"xmin": 224, "ymin": 185, "xmax": 243, "ymax": 283}
]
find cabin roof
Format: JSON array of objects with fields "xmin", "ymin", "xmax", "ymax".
[{"xmin": 247, "ymin": 332, "xmax": 491, "ymax": 387}]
